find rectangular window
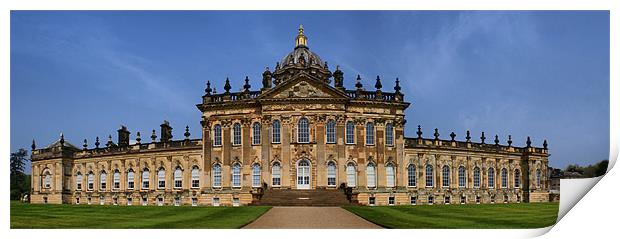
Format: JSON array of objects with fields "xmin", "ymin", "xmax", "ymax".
[
  {"xmin": 213, "ymin": 125, "xmax": 222, "ymax": 146},
  {"xmin": 76, "ymin": 197, "xmax": 80, "ymax": 204},
  {"xmin": 233, "ymin": 198, "xmax": 240, "ymax": 207},
  {"xmin": 253, "ymin": 123, "xmax": 261, "ymax": 145},
  {"xmin": 213, "ymin": 167, "xmax": 222, "ymax": 187},
  {"xmin": 365, "ymin": 123, "xmax": 375, "ymax": 145},
  {"xmin": 232, "ymin": 165, "xmax": 241, "ymax": 188},
  {"xmin": 157, "ymin": 197, "xmax": 164, "ymax": 206},
  {"xmin": 212, "ymin": 197, "xmax": 220, "ymax": 206},
  {"xmin": 272, "ymin": 121, "xmax": 281, "ymax": 144},
  {"xmin": 410, "ymin": 196, "xmax": 417, "ymax": 205},
  {"xmin": 100, "ymin": 196, "xmax": 105, "ymax": 205},
  {"xmin": 369, "ymin": 197, "xmax": 376, "ymax": 206},
  {"xmin": 326, "ymin": 120, "xmax": 336, "ymax": 144},
  {"xmin": 174, "ymin": 197, "xmax": 180, "ymax": 206},
  {"xmin": 346, "ymin": 122, "xmax": 355, "ymax": 144},
  {"xmin": 476, "ymin": 196, "xmax": 481, "ymax": 204},
  {"xmin": 191, "ymin": 198, "xmax": 198, "ymax": 206},
  {"xmin": 141, "ymin": 197, "xmax": 147, "ymax": 206},
  {"xmin": 77, "ymin": 182, "xmax": 82, "ymax": 190},
  {"xmin": 388, "ymin": 196, "xmax": 395, "ymax": 205},
  {"xmin": 428, "ymin": 196, "xmax": 434, "ymax": 205},
  {"xmin": 87, "ymin": 197, "xmax": 92, "ymax": 205},
  {"xmin": 113, "ymin": 197, "xmax": 118, "ymax": 205},
  {"xmin": 460, "ymin": 196, "xmax": 466, "ymax": 204},
  {"xmin": 175, "ymin": 179, "xmax": 182, "ymax": 188},
  {"xmin": 444, "ymin": 196, "xmax": 450, "ymax": 204},
  {"xmin": 272, "ymin": 164, "xmax": 281, "ymax": 186},
  {"xmin": 385, "ymin": 123, "xmax": 394, "ymax": 146},
  {"xmin": 127, "ymin": 197, "xmax": 133, "ymax": 206},
  {"xmin": 233, "ymin": 124, "xmax": 242, "ymax": 146}
]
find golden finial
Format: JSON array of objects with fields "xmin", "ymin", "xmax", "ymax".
[{"xmin": 295, "ymin": 24, "xmax": 308, "ymax": 47}]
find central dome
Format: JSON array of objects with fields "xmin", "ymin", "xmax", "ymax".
[{"xmin": 279, "ymin": 25, "xmax": 327, "ymax": 69}]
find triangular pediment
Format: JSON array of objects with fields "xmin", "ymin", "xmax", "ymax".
[{"xmin": 258, "ymin": 72, "xmax": 349, "ymax": 100}]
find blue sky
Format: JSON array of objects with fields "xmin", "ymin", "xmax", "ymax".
[{"xmin": 11, "ymin": 11, "xmax": 609, "ymax": 171}]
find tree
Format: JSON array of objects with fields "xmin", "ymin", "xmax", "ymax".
[{"xmin": 10, "ymin": 148, "xmax": 30, "ymax": 200}]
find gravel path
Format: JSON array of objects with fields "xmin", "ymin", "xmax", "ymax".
[{"xmin": 243, "ymin": 206, "xmax": 382, "ymax": 229}]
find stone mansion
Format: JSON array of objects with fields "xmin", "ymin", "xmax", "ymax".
[{"xmin": 30, "ymin": 26, "xmax": 550, "ymax": 206}]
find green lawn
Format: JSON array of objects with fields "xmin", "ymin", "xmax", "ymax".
[
  {"xmin": 343, "ymin": 202, "xmax": 559, "ymax": 229},
  {"xmin": 10, "ymin": 201, "xmax": 271, "ymax": 229}
]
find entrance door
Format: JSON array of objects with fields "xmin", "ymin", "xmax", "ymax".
[{"xmin": 297, "ymin": 159, "xmax": 311, "ymax": 189}]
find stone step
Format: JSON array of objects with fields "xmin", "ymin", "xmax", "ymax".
[{"xmin": 252, "ymin": 188, "xmax": 354, "ymax": 206}]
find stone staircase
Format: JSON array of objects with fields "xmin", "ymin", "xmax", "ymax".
[{"xmin": 251, "ymin": 188, "xmax": 353, "ymax": 206}]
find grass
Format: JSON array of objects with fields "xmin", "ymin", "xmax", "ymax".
[
  {"xmin": 10, "ymin": 201, "xmax": 271, "ymax": 229},
  {"xmin": 343, "ymin": 202, "xmax": 559, "ymax": 229}
]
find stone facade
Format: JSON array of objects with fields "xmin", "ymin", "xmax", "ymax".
[{"xmin": 30, "ymin": 26, "xmax": 549, "ymax": 206}]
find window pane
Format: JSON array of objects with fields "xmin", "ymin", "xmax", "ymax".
[
  {"xmin": 474, "ymin": 167, "xmax": 480, "ymax": 188},
  {"xmin": 346, "ymin": 121, "xmax": 355, "ymax": 144},
  {"xmin": 253, "ymin": 122, "xmax": 261, "ymax": 145},
  {"xmin": 272, "ymin": 163, "xmax": 281, "ymax": 186},
  {"xmin": 385, "ymin": 123, "xmax": 394, "ymax": 146},
  {"xmin": 298, "ymin": 118, "xmax": 309, "ymax": 143},
  {"xmin": 458, "ymin": 166, "xmax": 466, "ymax": 188},
  {"xmin": 213, "ymin": 165, "xmax": 222, "ymax": 187},
  {"xmin": 327, "ymin": 162, "xmax": 336, "ymax": 186},
  {"xmin": 366, "ymin": 163, "xmax": 376, "ymax": 187},
  {"xmin": 425, "ymin": 165, "xmax": 433, "ymax": 187},
  {"xmin": 386, "ymin": 164, "xmax": 395, "ymax": 188},
  {"xmin": 213, "ymin": 125, "xmax": 222, "ymax": 146},
  {"xmin": 252, "ymin": 164, "xmax": 261, "ymax": 187},
  {"xmin": 346, "ymin": 163, "xmax": 356, "ymax": 187},
  {"xmin": 233, "ymin": 123, "xmax": 241, "ymax": 145},
  {"xmin": 442, "ymin": 166, "xmax": 450, "ymax": 187},
  {"xmin": 191, "ymin": 167, "xmax": 200, "ymax": 188},
  {"xmin": 365, "ymin": 123, "xmax": 375, "ymax": 145},
  {"xmin": 488, "ymin": 168, "xmax": 495, "ymax": 188},
  {"xmin": 272, "ymin": 120, "xmax": 281, "ymax": 143},
  {"xmin": 407, "ymin": 164, "xmax": 416, "ymax": 187},
  {"xmin": 232, "ymin": 164, "xmax": 241, "ymax": 187},
  {"xmin": 326, "ymin": 120, "xmax": 336, "ymax": 143}
]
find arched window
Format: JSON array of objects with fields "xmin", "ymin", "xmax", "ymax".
[
  {"xmin": 386, "ymin": 163, "xmax": 395, "ymax": 188},
  {"xmin": 174, "ymin": 167, "xmax": 182, "ymax": 188},
  {"xmin": 425, "ymin": 165, "xmax": 434, "ymax": 187},
  {"xmin": 157, "ymin": 168, "xmax": 165, "ymax": 189},
  {"xmin": 232, "ymin": 163, "xmax": 241, "ymax": 187},
  {"xmin": 346, "ymin": 121, "xmax": 355, "ymax": 144},
  {"xmin": 501, "ymin": 168, "xmax": 508, "ymax": 188},
  {"xmin": 76, "ymin": 172, "xmax": 82, "ymax": 190},
  {"xmin": 141, "ymin": 169, "xmax": 150, "ymax": 189},
  {"xmin": 42, "ymin": 170, "xmax": 52, "ymax": 189},
  {"xmin": 514, "ymin": 169, "xmax": 521, "ymax": 188},
  {"xmin": 326, "ymin": 120, "xmax": 336, "ymax": 144},
  {"xmin": 212, "ymin": 164, "xmax": 222, "ymax": 187},
  {"xmin": 298, "ymin": 118, "xmax": 310, "ymax": 143},
  {"xmin": 346, "ymin": 163, "xmax": 356, "ymax": 187},
  {"xmin": 488, "ymin": 168, "xmax": 495, "ymax": 188},
  {"xmin": 327, "ymin": 161, "xmax": 336, "ymax": 186},
  {"xmin": 100, "ymin": 171, "xmax": 107, "ymax": 190},
  {"xmin": 87, "ymin": 171, "xmax": 94, "ymax": 190},
  {"xmin": 272, "ymin": 120, "xmax": 281, "ymax": 143},
  {"xmin": 252, "ymin": 164, "xmax": 261, "ymax": 187},
  {"xmin": 191, "ymin": 166, "xmax": 200, "ymax": 188},
  {"xmin": 213, "ymin": 124, "xmax": 222, "ymax": 146},
  {"xmin": 458, "ymin": 166, "xmax": 466, "ymax": 188},
  {"xmin": 366, "ymin": 163, "xmax": 376, "ymax": 188},
  {"xmin": 385, "ymin": 123, "xmax": 394, "ymax": 146},
  {"xmin": 252, "ymin": 122, "xmax": 261, "ymax": 145},
  {"xmin": 113, "ymin": 170, "xmax": 120, "ymax": 189},
  {"xmin": 127, "ymin": 169, "xmax": 135, "ymax": 189},
  {"xmin": 272, "ymin": 162, "xmax": 281, "ymax": 186},
  {"xmin": 233, "ymin": 123, "xmax": 241, "ymax": 146},
  {"xmin": 365, "ymin": 122, "xmax": 375, "ymax": 145},
  {"xmin": 536, "ymin": 169, "xmax": 542, "ymax": 189},
  {"xmin": 407, "ymin": 164, "xmax": 416, "ymax": 187},
  {"xmin": 473, "ymin": 167, "xmax": 481, "ymax": 188},
  {"xmin": 442, "ymin": 166, "xmax": 450, "ymax": 187}
]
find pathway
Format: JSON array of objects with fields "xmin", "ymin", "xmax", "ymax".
[{"xmin": 243, "ymin": 206, "xmax": 382, "ymax": 229}]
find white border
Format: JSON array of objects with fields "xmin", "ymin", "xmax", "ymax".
[{"xmin": 2, "ymin": 1, "xmax": 617, "ymax": 239}]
